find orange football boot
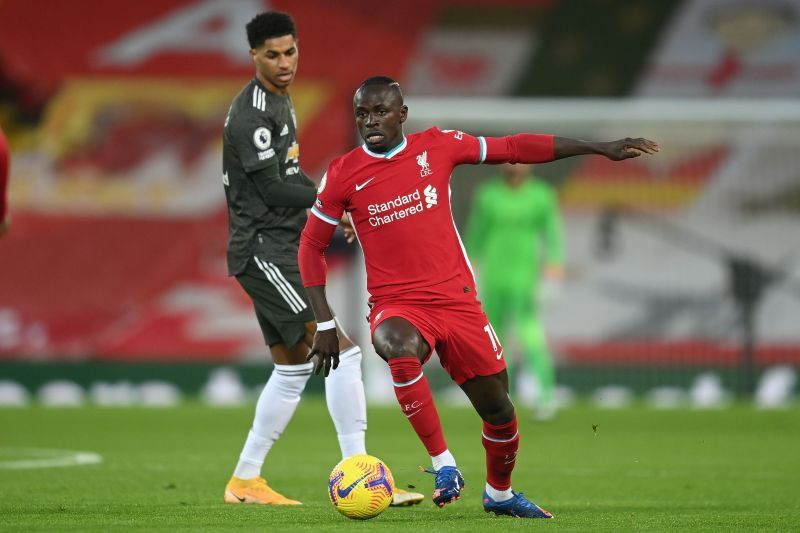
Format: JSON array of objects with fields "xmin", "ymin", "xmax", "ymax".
[{"xmin": 223, "ymin": 476, "xmax": 301, "ymax": 505}]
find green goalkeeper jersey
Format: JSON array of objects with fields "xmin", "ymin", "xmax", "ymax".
[{"xmin": 465, "ymin": 177, "xmax": 564, "ymax": 292}]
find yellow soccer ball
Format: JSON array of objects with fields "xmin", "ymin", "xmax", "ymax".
[{"xmin": 328, "ymin": 454, "xmax": 395, "ymax": 520}]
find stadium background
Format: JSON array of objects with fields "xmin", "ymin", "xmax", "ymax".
[{"xmin": 0, "ymin": 0, "xmax": 798, "ymax": 409}]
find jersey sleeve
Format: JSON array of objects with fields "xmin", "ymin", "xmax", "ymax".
[
  {"xmin": 299, "ymin": 159, "xmax": 348, "ymax": 287},
  {"xmin": 435, "ymin": 127, "xmax": 484, "ymax": 165},
  {"xmin": 228, "ymin": 112, "xmax": 280, "ymax": 174},
  {"xmin": 483, "ymin": 134, "xmax": 554, "ymax": 164},
  {"xmin": 434, "ymin": 127, "xmax": 555, "ymax": 166},
  {"xmin": 309, "ymin": 159, "xmax": 347, "ymax": 227},
  {"xmin": 299, "ymin": 214, "xmax": 337, "ymax": 287},
  {"xmin": 297, "ymin": 169, "xmax": 317, "ymax": 188}
]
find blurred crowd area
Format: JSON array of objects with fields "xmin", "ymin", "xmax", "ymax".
[{"xmin": 0, "ymin": 0, "xmax": 798, "ymax": 405}]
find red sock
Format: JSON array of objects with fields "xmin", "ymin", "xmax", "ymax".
[
  {"xmin": 482, "ymin": 417, "xmax": 519, "ymax": 490},
  {"xmin": 388, "ymin": 357, "xmax": 448, "ymax": 457}
]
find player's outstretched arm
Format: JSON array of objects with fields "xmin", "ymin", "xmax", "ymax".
[
  {"xmin": 480, "ymin": 133, "xmax": 658, "ymax": 166},
  {"xmin": 554, "ymin": 136, "xmax": 659, "ymax": 161}
]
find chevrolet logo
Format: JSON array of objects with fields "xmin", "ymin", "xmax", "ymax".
[{"xmin": 286, "ymin": 141, "xmax": 300, "ymax": 164}]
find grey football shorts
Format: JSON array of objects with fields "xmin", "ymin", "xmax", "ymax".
[{"xmin": 236, "ymin": 255, "xmax": 314, "ymax": 347}]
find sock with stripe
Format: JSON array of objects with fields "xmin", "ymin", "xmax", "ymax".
[
  {"xmin": 388, "ymin": 356, "xmax": 448, "ymax": 458},
  {"xmin": 325, "ymin": 345, "xmax": 367, "ymax": 458},
  {"xmin": 233, "ymin": 362, "xmax": 313, "ymax": 479},
  {"xmin": 482, "ymin": 417, "xmax": 519, "ymax": 499}
]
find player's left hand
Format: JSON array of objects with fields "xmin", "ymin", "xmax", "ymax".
[
  {"xmin": 602, "ymin": 138, "xmax": 659, "ymax": 161},
  {"xmin": 340, "ymin": 215, "xmax": 356, "ymax": 244},
  {"xmin": 307, "ymin": 329, "xmax": 340, "ymax": 376}
]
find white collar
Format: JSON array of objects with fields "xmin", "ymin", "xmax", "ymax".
[{"xmin": 361, "ymin": 136, "xmax": 407, "ymax": 159}]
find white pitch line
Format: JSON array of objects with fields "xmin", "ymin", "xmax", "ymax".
[{"xmin": 0, "ymin": 448, "xmax": 103, "ymax": 470}]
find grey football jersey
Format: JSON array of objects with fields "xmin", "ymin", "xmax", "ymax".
[{"xmin": 222, "ymin": 78, "xmax": 315, "ymax": 276}]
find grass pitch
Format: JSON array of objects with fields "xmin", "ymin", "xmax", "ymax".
[{"xmin": 1, "ymin": 400, "xmax": 798, "ymax": 531}]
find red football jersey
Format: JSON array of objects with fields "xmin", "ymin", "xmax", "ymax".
[{"xmin": 311, "ymin": 127, "xmax": 487, "ymax": 304}]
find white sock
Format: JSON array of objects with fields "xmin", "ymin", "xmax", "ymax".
[
  {"xmin": 485, "ymin": 483, "xmax": 514, "ymax": 502},
  {"xmin": 233, "ymin": 362, "xmax": 313, "ymax": 479},
  {"xmin": 325, "ymin": 345, "xmax": 367, "ymax": 458},
  {"xmin": 431, "ymin": 449, "xmax": 457, "ymax": 471}
]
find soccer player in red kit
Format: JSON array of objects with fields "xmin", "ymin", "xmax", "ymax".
[{"xmin": 298, "ymin": 76, "xmax": 658, "ymax": 518}]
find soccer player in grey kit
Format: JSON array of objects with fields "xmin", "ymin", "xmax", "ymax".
[{"xmin": 221, "ymin": 12, "xmax": 422, "ymax": 506}]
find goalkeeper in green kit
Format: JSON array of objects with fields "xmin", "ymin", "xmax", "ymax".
[{"xmin": 466, "ymin": 163, "xmax": 564, "ymax": 420}]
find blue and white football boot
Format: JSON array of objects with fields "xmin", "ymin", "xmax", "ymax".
[
  {"xmin": 423, "ymin": 466, "xmax": 465, "ymax": 507},
  {"xmin": 482, "ymin": 490, "xmax": 553, "ymax": 518}
]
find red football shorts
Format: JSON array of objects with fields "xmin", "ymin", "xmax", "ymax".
[{"xmin": 369, "ymin": 299, "xmax": 505, "ymax": 385}]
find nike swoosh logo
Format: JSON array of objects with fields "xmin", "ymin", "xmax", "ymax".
[
  {"xmin": 355, "ymin": 177, "xmax": 376, "ymax": 191},
  {"xmin": 496, "ymin": 350, "xmax": 503, "ymax": 360},
  {"xmin": 230, "ymin": 491, "xmax": 246, "ymax": 502},
  {"xmin": 336, "ymin": 472, "xmax": 370, "ymax": 498},
  {"xmin": 406, "ymin": 409, "xmax": 422, "ymax": 419}
]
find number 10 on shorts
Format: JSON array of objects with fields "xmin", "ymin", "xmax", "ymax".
[{"xmin": 483, "ymin": 323, "xmax": 502, "ymax": 359}]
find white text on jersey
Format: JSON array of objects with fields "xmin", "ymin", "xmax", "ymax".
[{"xmin": 367, "ymin": 186, "xmax": 436, "ymax": 227}]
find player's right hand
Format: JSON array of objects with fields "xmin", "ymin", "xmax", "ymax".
[
  {"xmin": 307, "ymin": 329, "xmax": 340, "ymax": 377},
  {"xmin": 340, "ymin": 215, "xmax": 356, "ymax": 244}
]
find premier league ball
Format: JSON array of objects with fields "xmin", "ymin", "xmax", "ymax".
[{"xmin": 328, "ymin": 454, "xmax": 394, "ymax": 520}]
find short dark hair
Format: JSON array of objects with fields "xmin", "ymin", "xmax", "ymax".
[
  {"xmin": 246, "ymin": 12, "xmax": 296, "ymax": 49},
  {"xmin": 356, "ymin": 76, "xmax": 404, "ymax": 103}
]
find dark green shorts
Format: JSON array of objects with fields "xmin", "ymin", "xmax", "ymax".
[{"xmin": 236, "ymin": 255, "xmax": 314, "ymax": 347}]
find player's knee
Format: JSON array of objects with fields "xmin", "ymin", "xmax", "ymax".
[
  {"xmin": 372, "ymin": 319, "xmax": 424, "ymax": 361},
  {"xmin": 374, "ymin": 332, "xmax": 421, "ymax": 360},
  {"xmin": 480, "ymin": 397, "xmax": 516, "ymax": 426}
]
